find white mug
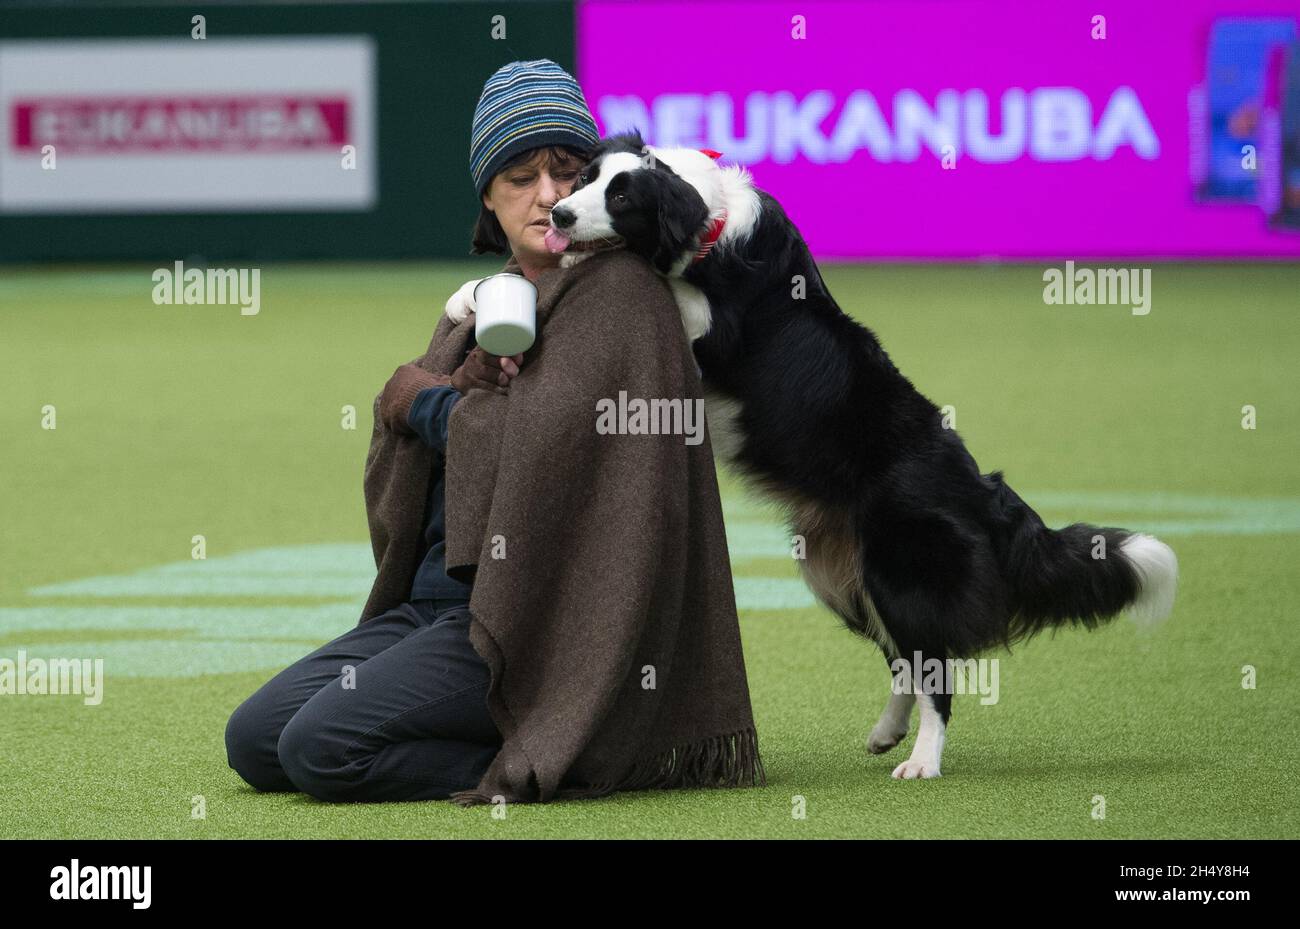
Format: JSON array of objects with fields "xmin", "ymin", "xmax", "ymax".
[{"xmin": 472, "ymin": 273, "xmax": 537, "ymax": 356}]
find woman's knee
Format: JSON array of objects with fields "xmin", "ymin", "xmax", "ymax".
[
  {"xmin": 275, "ymin": 708, "xmax": 496, "ymax": 803},
  {"xmin": 275, "ymin": 710, "xmax": 363, "ymax": 802},
  {"xmin": 225, "ymin": 697, "xmax": 296, "ymax": 793}
]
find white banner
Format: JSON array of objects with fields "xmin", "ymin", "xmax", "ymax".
[{"xmin": 0, "ymin": 37, "xmax": 377, "ymax": 213}]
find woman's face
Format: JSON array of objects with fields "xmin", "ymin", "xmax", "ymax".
[{"xmin": 482, "ymin": 147, "xmax": 582, "ymax": 266}]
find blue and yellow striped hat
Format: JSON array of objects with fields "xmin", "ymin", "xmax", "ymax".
[{"xmin": 470, "ymin": 59, "xmax": 600, "ymax": 198}]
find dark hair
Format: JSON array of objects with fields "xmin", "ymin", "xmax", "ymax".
[{"xmin": 470, "ymin": 144, "xmax": 591, "ymax": 255}]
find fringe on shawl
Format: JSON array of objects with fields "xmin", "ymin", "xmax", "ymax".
[{"xmin": 446, "ymin": 725, "xmax": 767, "ymax": 807}]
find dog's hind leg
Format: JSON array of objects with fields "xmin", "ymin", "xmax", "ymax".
[
  {"xmin": 871, "ymin": 640, "xmax": 951, "ymax": 778},
  {"xmin": 891, "ymin": 684, "xmax": 951, "ymax": 779},
  {"xmin": 783, "ymin": 498, "xmax": 919, "ymax": 758},
  {"xmin": 866, "ymin": 652, "xmax": 915, "ymax": 755},
  {"xmin": 858, "ymin": 504, "xmax": 1003, "ymax": 778}
]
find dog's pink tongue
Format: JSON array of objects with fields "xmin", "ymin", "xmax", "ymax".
[{"xmin": 543, "ymin": 226, "xmax": 571, "ymax": 253}]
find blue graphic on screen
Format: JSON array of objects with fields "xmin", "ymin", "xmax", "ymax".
[
  {"xmin": 1277, "ymin": 41, "xmax": 1300, "ymax": 228},
  {"xmin": 1202, "ymin": 17, "xmax": 1297, "ymax": 201}
]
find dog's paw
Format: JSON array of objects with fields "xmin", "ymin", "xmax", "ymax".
[
  {"xmin": 444, "ymin": 279, "xmax": 481, "ymax": 324},
  {"xmin": 891, "ymin": 759, "xmax": 941, "ymax": 779},
  {"xmin": 559, "ymin": 251, "xmax": 596, "ymax": 269},
  {"xmin": 866, "ymin": 723, "xmax": 909, "ymax": 755}
]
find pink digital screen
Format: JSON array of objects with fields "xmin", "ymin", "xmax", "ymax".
[{"xmin": 577, "ymin": 0, "xmax": 1300, "ymax": 259}]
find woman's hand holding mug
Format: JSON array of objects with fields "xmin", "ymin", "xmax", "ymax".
[
  {"xmin": 379, "ymin": 350, "xmax": 523, "ymax": 434},
  {"xmin": 451, "ymin": 347, "xmax": 525, "ymax": 396}
]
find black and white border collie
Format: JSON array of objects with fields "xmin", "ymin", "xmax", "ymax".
[{"xmin": 447, "ymin": 130, "xmax": 1179, "ymax": 779}]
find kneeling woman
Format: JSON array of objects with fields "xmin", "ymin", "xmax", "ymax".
[{"xmin": 225, "ymin": 59, "xmax": 764, "ymax": 805}]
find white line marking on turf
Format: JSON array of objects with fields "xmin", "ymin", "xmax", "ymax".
[{"xmin": 4, "ymin": 492, "xmax": 1294, "ymax": 677}]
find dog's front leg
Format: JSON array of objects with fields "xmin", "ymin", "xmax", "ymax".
[
  {"xmin": 667, "ymin": 276, "xmax": 714, "ymax": 343},
  {"xmin": 443, "ymin": 278, "xmax": 481, "ymax": 324}
]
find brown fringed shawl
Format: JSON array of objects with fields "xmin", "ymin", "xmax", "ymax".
[{"xmin": 360, "ymin": 248, "xmax": 765, "ymax": 805}]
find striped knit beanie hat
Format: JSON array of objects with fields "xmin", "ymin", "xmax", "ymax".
[{"xmin": 469, "ymin": 59, "xmax": 601, "ymax": 198}]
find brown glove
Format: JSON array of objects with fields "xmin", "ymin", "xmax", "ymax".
[
  {"xmin": 451, "ymin": 346, "xmax": 524, "ymax": 396},
  {"xmin": 379, "ymin": 364, "xmax": 451, "ymax": 435}
]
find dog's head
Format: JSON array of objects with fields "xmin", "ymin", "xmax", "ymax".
[{"xmin": 545, "ymin": 130, "xmax": 722, "ymax": 274}]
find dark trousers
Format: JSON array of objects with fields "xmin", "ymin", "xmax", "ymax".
[{"xmin": 224, "ymin": 598, "xmax": 501, "ymax": 802}]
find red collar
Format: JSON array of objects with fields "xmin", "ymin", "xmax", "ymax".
[
  {"xmin": 693, "ymin": 211, "xmax": 727, "ymax": 264},
  {"xmin": 691, "ymin": 148, "xmax": 726, "ymax": 264}
]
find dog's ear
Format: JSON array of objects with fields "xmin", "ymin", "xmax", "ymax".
[
  {"xmin": 650, "ymin": 171, "xmax": 711, "ymax": 274},
  {"xmin": 615, "ymin": 128, "xmax": 645, "ymax": 150},
  {"xmin": 596, "ymin": 128, "xmax": 645, "ymax": 159},
  {"xmin": 583, "ymin": 130, "xmax": 646, "ymax": 182}
]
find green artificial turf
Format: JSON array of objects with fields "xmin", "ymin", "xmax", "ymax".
[{"xmin": 1, "ymin": 260, "xmax": 1296, "ymax": 838}]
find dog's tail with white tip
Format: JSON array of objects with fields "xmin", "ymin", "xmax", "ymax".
[
  {"xmin": 1114, "ymin": 532, "xmax": 1179, "ymax": 625},
  {"xmin": 994, "ymin": 477, "xmax": 1178, "ymax": 643}
]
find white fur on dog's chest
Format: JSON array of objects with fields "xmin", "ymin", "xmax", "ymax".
[{"xmin": 701, "ymin": 383, "xmax": 745, "ymax": 465}]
